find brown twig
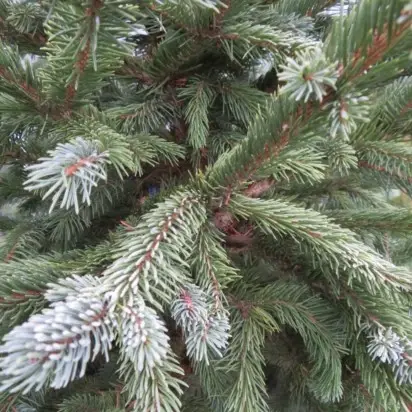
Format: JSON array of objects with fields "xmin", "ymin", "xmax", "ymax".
[
  {"xmin": 0, "ymin": 66, "xmax": 41, "ymax": 103},
  {"xmin": 358, "ymin": 160, "xmax": 412, "ymax": 183},
  {"xmin": 0, "ymin": 16, "xmax": 47, "ymax": 47},
  {"xmin": 64, "ymin": 0, "xmax": 104, "ymax": 114},
  {"xmin": 64, "ymin": 155, "xmax": 98, "ymax": 176},
  {"xmin": 0, "ymin": 290, "xmax": 42, "ymax": 303},
  {"xmin": 350, "ymin": 15, "xmax": 412, "ymax": 80},
  {"xmin": 135, "ymin": 197, "xmax": 198, "ymax": 273}
]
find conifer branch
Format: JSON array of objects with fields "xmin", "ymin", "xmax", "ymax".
[
  {"xmin": 58, "ymin": 392, "xmax": 125, "ymax": 412},
  {"xmin": 358, "ymin": 160, "xmax": 412, "ymax": 181},
  {"xmin": 0, "ymin": 65, "xmax": 41, "ymax": 105},
  {"xmin": 179, "ymin": 79, "xmax": 215, "ymax": 150},
  {"xmin": 224, "ymin": 309, "xmax": 275, "ymax": 412},
  {"xmin": 0, "ymin": 221, "xmax": 45, "ymax": 264},
  {"xmin": 330, "ymin": 208, "xmax": 412, "ymax": 233},
  {"xmin": 0, "ymin": 256, "xmax": 63, "ymax": 325},
  {"xmin": 372, "ymin": 76, "xmax": 412, "ymax": 129},
  {"xmin": 229, "ymin": 195, "xmax": 412, "ymax": 292},
  {"xmin": 231, "ymin": 279, "xmax": 346, "ymax": 402},
  {"xmin": 0, "ymin": 249, "xmax": 109, "ymax": 324},
  {"xmin": 61, "ymin": 1, "xmax": 103, "ymax": 114},
  {"xmin": 120, "ymin": 352, "xmax": 185, "ymax": 412},
  {"xmin": 24, "ymin": 138, "xmax": 111, "ymax": 214},
  {"xmin": 190, "ymin": 224, "xmax": 237, "ymax": 312},
  {"xmin": 350, "ymin": 13, "xmax": 412, "ymax": 81},
  {"xmin": 45, "ymin": 274, "xmax": 102, "ymax": 304},
  {"xmin": 171, "ymin": 284, "xmax": 230, "ymax": 364},
  {"xmin": 207, "ymin": 95, "xmax": 297, "ymax": 190},
  {"xmin": 102, "ymin": 191, "xmax": 207, "ymax": 306},
  {"xmin": 358, "ymin": 160, "xmax": 412, "ymax": 196},
  {"xmin": 355, "ymin": 141, "xmax": 412, "ymax": 164},
  {"xmin": 117, "ymin": 302, "xmax": 170, "ymax": 372},
  {"xmin": 0, "ymin": 294, "xmax": 114, "ymax": 394},
  {"xmin": 326, "ymin": 0, "xmax": 412, "ymax": 72},
  {"xmin": 42, "ymin": 0, "xmax": 140, "ymax": 114},
  {"xmin": 0, "ymin": 15, "xmax": 47, "ymax": 48}
]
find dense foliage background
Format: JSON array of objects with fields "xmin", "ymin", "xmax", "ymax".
[{"xmin": 0, "ymin": 0, "xmax": 411, "ymax": 411}]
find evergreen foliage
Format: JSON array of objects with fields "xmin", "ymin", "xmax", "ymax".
[{"xmin": 0, "ymin": 0, "xmax": 411, "ymax": 410}]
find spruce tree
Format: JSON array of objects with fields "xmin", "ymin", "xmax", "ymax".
[{"xmin": 0, "ymin": 0, "xmax": 412, "ymax": 410}]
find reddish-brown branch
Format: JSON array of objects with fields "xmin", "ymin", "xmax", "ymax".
[
  {"xmin": 244, "ymin": 125, "xmax": 289, "ymax": 183},
  {"xmin": 339, "ymin": 286, "xmax": 365, "ymax": 307},
  {"xmin": 402, "ymin": 352, "xmax": 412, "ymax": 366},
  {"xmin": 213, "ymin": 95, "xmax": 338, "ymax": 241},
  {"xmin": 135, "ymin": 197, "xmax": 197, "ymax": 272},
  {"xmin": 0, "ymin": 290, "xmax": 42, "ymax": 304},
  {"xmin": 225, "ymin": 91, "xmax": 335, "ymax": 200},
  {"xmin": 358, "ymin": 160, "xmax": 412, "ymax": 183},
  {"xmin": 351, "ymin": 15, "xmax": 412, "ymax": 79},
  {"xmin": 243, "ymin": 178, "xmax": 275, "ymax": 197},
  {"xmin": 0, "ymin": 65, "xmax": 70, "ymax": 120},
  {"xmin": 307, "ymin": 231, "xmax": 322, "ymax": 238},
  {"xmin": 115, "ymin": 65, "xmax": 154, "ymax": 85},
  {"xmin": 64, "ymin": 38, "xmax": 91, "ymax": 114},
  {"xmin": 151, "ymin": 4, "xmax": 233, "ymax": 39},
  {"xmin": 0, "ymin": 17, "xmax": 47, "ymax": 47},
  {"xmin": 119, "ymin": 112, "xmax": 138, "ymax": 120},
  {"xmin": 213, "ymin": 210, "xmax": 235, "ymax": 232},
  {"xmin": 0, "ymin": 66, "xmax": 41, "ymax": 103},
  {"xmin": 0, "ymin": 66, "xmax": 74, "ymax": 121},
  {"xmin": 0, "ymin": 4, "xmax": 104, "ymax": 120},
  {"xmin": 180, "ymin": 288, "xmax": 195, "ymax": 313},
  {"xmin": 214, "ymin": 0, "xmax": 232, "ymax": 30},
  {"xmin": 125, "ymin": 305, "xmax": 144, "ymax": 328},
  {"xmin": 64, "ymin": 155, "xmax": 98, "ymax": 176},
  {"xmin": 383, "ymin": 232, "xmax": 391, "ymax": 260},
  {"xmin": 4, "ymin": 243, "xmax": 17, "ymax": 263},
  {"xmin": 359, "ymin": 384, "xmax": 373, "ymax": 400},
  {"xmin": 0, "ymin": 396, "xmax": 19, "ymax": 412},
  {"xmin": 219, "ymin": 122, "xmax": 290, "ymax": 207},
  {"xmin": 401, "ymin": 102, "xmax": 412, "ymax": 115},
  {"xmin": 113, "ymin": 386, "xmax": 122, "ymax": 408},
  {"xmin": 361, "ymin": 145, "xmax": 412, "ymax": 162},
  {"xmin": 64, "ymin": 1, "xmax": 103, "ymax": 113},
  {"xmin": 228, "ymin": 295, "xmax": 254, "ymax": 319},
  {"xmin": 120, "ymin": 220, "xmax": 135, "ymax": 231},
  {"xmin": 227, "ymin": 244, "xmax": 251, "ymax": 254},
  {"xmin": 213, "ymin": 127, "xmax": 290, "ymax": 237},
  {"xmin": 340, "ymin": 285, "xmax": 395, "ymax": 327},
  {"xmin": 359, "ymin": 32, "xmax": 388, "ymax": 73}
]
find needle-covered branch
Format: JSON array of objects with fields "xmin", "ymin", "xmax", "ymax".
[
  {"xmin": 206, "ymin": 95, "xmax": 298, "ymax": 189},
  {"xmin": 325, "ymin": 0, "xmax": 412, "ymax": 73},
  {"xmin": 102, "ymin": 191, "xmax": 207, "ymax": 306},
  {"xmin": 171, "ymin": 284, "xmax": 230, "ymax": 364},
  {"xmin": 41, "ymin": 0, "xmax": 141, "ymax": 111},
  {"xmin": 232, "ymin": 278, "xmax": 346, "ymax": 403},
  {"xmin": 330, "ymin": 207, "xmax": 412, "ymax": 233},
  {"xmin": 190, "ymin": 224, "xmax": 238, "ymax": 311},
  {"xmin": 0, "ymin": 294, "xmax": 114, "ymax": 394},
  {"xmin": 24, "ymin": 137, "xmax": 124, "ymax": 214},
  {"xmin": 0, "ymin": 255, "xmax": 73, "ymax": 326},
  {"xmin": 229, "ymin": 195, "xmax": 412, "ymax": 293}
]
